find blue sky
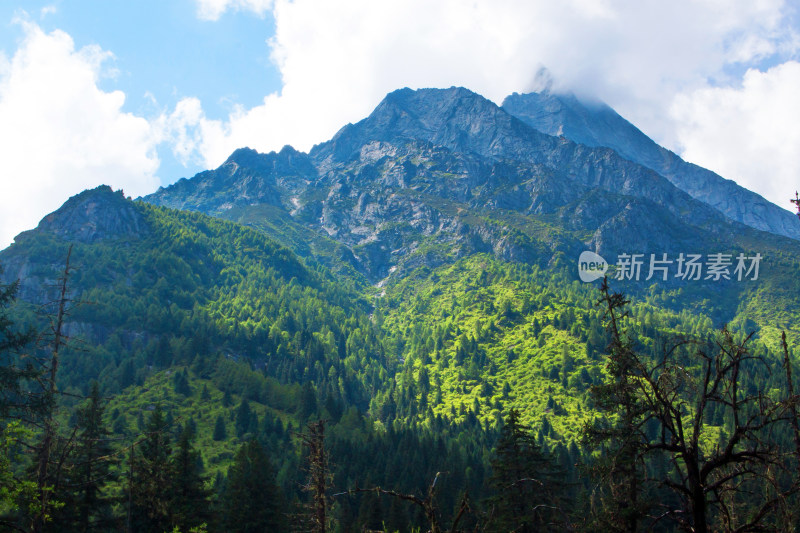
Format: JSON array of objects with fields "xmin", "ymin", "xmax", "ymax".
[
  {"xmin": 0, "ymin": 1, "xmax": 280, "ymax": 112},
  {"xmin": 0, "ymin": 0, "xmax": 281, "ymax": 180},
  {"xmin": 0, "ymin": 0, "xmax": 799, "ymax": 247}
]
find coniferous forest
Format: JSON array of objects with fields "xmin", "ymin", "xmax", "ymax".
[
  {"xmin": 3, "ymin": 87, "xmax": 800, "ymax": 532},
  {"xmin": 1, "ymin": 194, "xmax": 800, "ymax": 532}
]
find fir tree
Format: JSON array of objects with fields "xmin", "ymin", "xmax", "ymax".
[
  {"xmin": 128, "ymin": 405, "xmax": 173, "ymax": 533},
  {"xmin": 235, "ymin": 398, "xmax": 252, "ymax": 438},
  {"xmin": 170, "ymin": 425, "xmax": 212, "ymax": 531},
  {"xmin": 0, "ymin": 269, "xmax": 41, "ymax": 529},
  {"xmin": 487, "ymin": 409, "xmax": 566, "ymax": 532},
  {"xmin": 582, "ymin": 278, "xmax": 649, "ymax": 532},
  {"xmin": 221, "ymin": 389, "xmax": 232, "ymax": 408},
  {"xmin": 212, "ymin": 415, "xmax": 226, "ymax": 441},
  {"xmin": 173, "ymin": 368, "xmax": 191, "ymax": 396},
  {"xmin": 0, "ymin": 270, "xmax": 40, "ymax": 420},
  {"xmin": 222, "ymin": 439, "xmax": 285, "ymax": 532},
  {"xmin": 50, "ymin": 381, "xmax": 117, "ymax": 532}
]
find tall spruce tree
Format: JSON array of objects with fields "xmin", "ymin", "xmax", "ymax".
[
  {"xmin": 235, "ymin": 398, "xmax": 252, "ymax": 438},
  {"xmin": 487, "ymin": 408, "xmax": 566, "ymax": 532},
  {"xmin": 32, "ymin": 247, "xmax": 74, "ymax": 533},
  {"xmin": 300, "ymin": 420, "xmax": 329, "ymax": 533},
  {"xmin": 128, "ymin": 405, "xmax": 173, "ymax": 533},
  {"xmin": 170, "ymin": 425, "xmax": 212, "ymax": 531},
  {"xmin": 0, "ymin": 269, "xmax": 41, "ymax": 529},
  {"xmin": 582, "ymin": 278, "xmax": 649, "ymax": 532},
  {"xmin": 0, "ymin": 270, "xmax": 40, "ymax": 421},
  {"xmin": 48, "ymin": 381, "xmax": 117, "ymax": 532},
  {"xmin": 222, "ymin": 439, "xmax": 285, "ymax": 532},
  {"xmin": 212, "ymin": 415, "xmax": 226, "ymax": 441}
]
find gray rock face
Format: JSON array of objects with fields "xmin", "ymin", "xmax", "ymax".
[
  {"xmin": 502, "ymin": 91, "xmax": 800, "ymax": 240},
  {"xmin": 143, "ymin": 87, "xmax": 787, "ymax": 283},
  {"xmin": 27, "ymin": 185, "xmax": 147, "ymax": 244},
  {"xmin": 146, "ymin": 146, "xmax": 317, "ymax": 215}
]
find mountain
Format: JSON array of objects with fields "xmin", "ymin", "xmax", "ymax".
[
  {"xmin": 145, "ymin": 88, "xmax": 800, "ymax": 333},
  {"xmin": 3, "ymin": 86, "xmax": 800, "ymax": 531},
  {"xmin": 147, "ymin": 87, "xmax": 766, "ymax": 282},
  {"xmin": 502, "ymin": 90, "xmax": 800, "ymax": 239}
]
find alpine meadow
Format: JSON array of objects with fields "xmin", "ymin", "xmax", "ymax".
[{"xmin": 3, "ymin": 85, "xmax": 800, "ymax": 532}]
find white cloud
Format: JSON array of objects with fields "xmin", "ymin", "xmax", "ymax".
[
  {"xmin": 181, "ymin": 0, "xmax": 799, "ymax": 187},
  {"xmin": 39, "ymin": 5, "xmax": 57, "ymax": 18},
  {"xmin": 195, "ymin": 0, "xmax": 272, "ymax": 21},
  {"xmin": 155, "ymin": 96, "xmax": 233, "ymax": 169},
  {"xmin": 0, "ymin": 21, "xmax": 160, "ymax": 248},
  {"xmin": 672, "ymin": 61, "xmax": 800, "ymax": 209}
]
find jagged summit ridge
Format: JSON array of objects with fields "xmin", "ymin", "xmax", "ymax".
[
  {"xmin": 311, "ymin": 86, "xmax": 538, "ymax": 164},
  {"xmin": 148, "ymin": 145, "xmax": 317, "ymax": 215}
]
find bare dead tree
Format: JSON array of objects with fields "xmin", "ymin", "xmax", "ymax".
[
  {"xmin": 781, "ymin": 332, "xmax": 800, "ymax": 477},
  {"xmin": 594, "ymin": 279, "xmax": 800, "ymax": 533},
  {"xmin": 31, "ymin": 245, "xmax": 73, "ymax": 533},
  {"xmin": 299, "ymin": 419, "xmax": 330, "ymax": 533},
  {"xmin": 779, "ymin": 331, "xmax": 800, "ymax": 526}
]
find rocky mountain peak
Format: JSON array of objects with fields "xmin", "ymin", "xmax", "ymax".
[
  {"xmin": 223, "ymin": 145, "xmax": 312, "ymax": 174},
  {"xmin": 25, "ymin": 185, "xmax": 146, "ymax": 244},
  {"xmin": 502, "ymin": 91, "xmax": 618, "ymax": 147},
  {"xmin": 224, "ymin": 146, "xmax": 263, "ymax": 166},
  {"xmin": 143, "ymin": 86, "xmax": 799, "ymax": 283},
  {"xmin": 145, "ymin": 145, "xmax": 317, "ymax": 216},
  {"xmin": 311, "ymin": 86, "xmax": 539, "ymax": 165}
]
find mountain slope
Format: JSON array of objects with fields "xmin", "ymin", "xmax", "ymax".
[
  {"xmin": 0, "ymin": 185, "xmax": 388, "ymax": 407},
  {"xmin": 142, "ymin": 88, "xmax": 800, "ymax": 339},
  {"xmin": 502, "ymin": 90, "xmax": 800, "ymax": 239},
  {"xmin": 6, "ymin": 89, "xmax": 799, "ymax": 434}
]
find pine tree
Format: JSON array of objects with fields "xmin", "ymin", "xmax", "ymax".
[
  {"xmin": 235, "ymin": 398, "xmax": 252, "ymax": 438},
  {"xmin": 0, "ymin": 269, "xmax": 41, "ymax": 528},
  {"xmin": 487, "ymin": 409, "xmax": 566, "ymax": 532},
  {"xmin": 49, "ymin": 381, "xmax": 117, "ymax": 532},
  {"xmin": 128, "ymin": 405, "xmax": 174, "ymax": 533},
  {"xmin": 582, "ymin": 278, "xmax": 649, "ymax": 532},
  {"xmin": 173, "ymin": 368, "xmax": 191, "ymax": 396},
  {"xmin": 300, "ymin": 420, "xmax": 329, "ymax": 533},
  {"xmin": 0, "ymin": 269, "xmax": 40, "ymax": 420},
  {"xmin": 212, "ymin": 415, "xmax": 226, "ymax": 441},
  {"xmin": 170, "ymin": 425, "xmax": 212, "ymax": 531},
  {"xmin": 221, "ymin": 389, "xmax": 232, "ymax": 408},
  {"xmin": 222, "ymin": 439, "xmax": 285, "ymax": 532},
  {"xmin": 299, "ymin": 382, "xmax": 317, "ymax": 421},
  {"xmin": 32, "ymin": 247, "xmax": 74, "ymax": 533}
]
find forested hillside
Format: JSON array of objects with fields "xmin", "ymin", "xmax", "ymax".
[{"xmin": 2, "ymin": 87, "xmax": 800, "ymax": 532}]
